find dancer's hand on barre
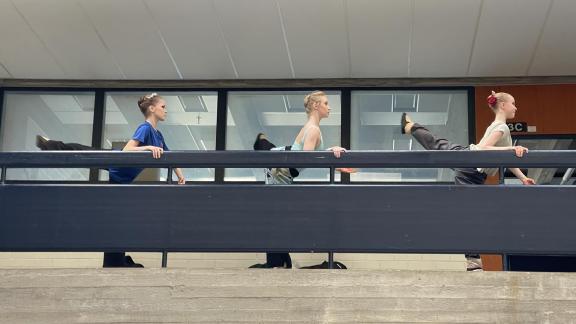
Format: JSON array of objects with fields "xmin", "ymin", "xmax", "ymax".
[
  {"xmin": 336, "ymin": 168, "xmax": 357, "ymax": 174},
  {"xmin": 513, "ymin": 146, "xmax": 528, "ymax": 157},
  {"xmin": 123, "ymin": 140, "xmax": 164, "ymax": 159},
  {"xmin": 328, "ymin": 146, "xmax": 346, "ymax": 158},
  {"xmin": 520, "ymin": 176, "xmax": 535, "ymax": 185},
  {"xmin": 175, "ymin": 168, "xmax": 186, "ymax": 185},
  {"xmin": 146, "ymin": 146, "xmax": 164, "ymax": 159}
]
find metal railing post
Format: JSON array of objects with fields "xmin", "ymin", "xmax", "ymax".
[
  {"xmin": 161, "ymin": 167, "xmax": 174, "ymax": 268},
  {"xmin": 328, "ymin": 167, "xmax": 336, "ymax": 269}
]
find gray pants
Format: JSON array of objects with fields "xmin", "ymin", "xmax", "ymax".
[
  {"xmin": 411, "ymin": 123, "xmax": 487, "ymax": 185},
  {"xmin": 411, "ymin": 123, "xmax": 486, "ymax": 260}
]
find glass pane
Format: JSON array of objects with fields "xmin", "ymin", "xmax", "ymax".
[
  {"xmin": 351, "ymin": 90, "xmax": 469, "ymax": 182},
  {"xmin": 0, "ymin": 92, "xmax": 95, "ymax": 180},
  {"xmin": 505, "ymin": 138, "xmax": 575, "ymax": 185},
  {"xmin": 225, "ymin": 91, "xmax": 341, "ymax": 182},
  {"xmin": 102, "ymin": 92, "xmax": 217, "ymax": 182}
]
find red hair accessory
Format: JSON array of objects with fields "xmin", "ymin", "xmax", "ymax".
[{"xmin": 487, "ymin": 95, "xmax": 498, "ymax": 106}]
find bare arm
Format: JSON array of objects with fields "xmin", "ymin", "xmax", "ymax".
[
  {"xmin": 475, "ymin": 131, "xmax": 529, "ymax": 157},
  {"xmin": 476, "ymin": 131, "xmax": 534, "ymax": 184},
  {"xmin": 475, "ymin": 131, "xmax": 512, "ymax": 150},
  {"xmin": 123, "ymin": 139, "xmax": 164, "ymax": 158},
  {"xmin": 509, "ymin": 167, "xmax": 534, "ymax": 184},
  {"xmin": 174, "ymin": 168, "xmax": 186, "ymax": 185},
  {"xmin": 123, "ymin": 140, "xmax": 185, "ymax": 183}
]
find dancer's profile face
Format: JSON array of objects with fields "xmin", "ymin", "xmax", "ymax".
[
  {"xmin": 149, "ymin": 98, "xmax": 167, "ymax": 121},
  {"xmin": 315, "ymin": 96, "xmax": 331, "ymax": 119},
  {"xmin": 498, "ymin": 95, "xmax": 517, "ymax": 119}
]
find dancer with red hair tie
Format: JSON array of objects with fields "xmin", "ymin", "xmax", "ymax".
[{"xmin": 401, "ymin": 91, "xmax": 535, "ymax": 271}]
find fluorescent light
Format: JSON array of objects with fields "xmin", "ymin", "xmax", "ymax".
[
  {"xmin": 361, "ymin": 112, "xmax": 447, "ymax": 126},
  {"xmin": 202, "ymin": 96, "xmax": 218, "ymax": 112},
  {"xmin": 259, "ymin": 112, "xmax": 341, "ymax": 126},
  {"xmin": 41, "ymin": 95, "xmax": 83, "ymax": 112},
  {"xmin": 53, "ymin": 112, "xmax": 93, "ymax": 124},
  {"xmin": 351, "ymin": 172, "xmax": 402, "ymax": 181},
  {"xmin": 163, "ymin": 112, "xmax": 236, "ymax": 126},
  {"xmin": 105, "ymin": 111, "xmax": 129, "ymax": 125},
  {"xmin": 106, "ymin": 97, "xmax": 121, "ymax": 112},
  {"xmin": 162, "ymin": 96, "xmax": 186, "ymax": 113}
]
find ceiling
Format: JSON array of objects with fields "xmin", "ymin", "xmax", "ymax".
[{"xmin": 0, "ymin": 0, "xmax": 575, "ymax": 80}]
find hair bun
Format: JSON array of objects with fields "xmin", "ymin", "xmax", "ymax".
[{"xmin": 487, "ymin": 92, "xmax": 498, "ymax": 106}]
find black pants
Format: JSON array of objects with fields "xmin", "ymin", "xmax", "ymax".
[
  {"xmin": 253, "ymin": 137, "xmax": 276, "ymax": 151},
  {"xmin": 103, "ymin": 178, "xmax": 128, "ymax": 267},
  {"xmin": 102, "ymin": 251, "xmax": 126, "ymax": 267},
  {"xmin": 41, "ymin": 140, "xmax": 95, "ymax": 151},
  {"xmin": 411, "ymin": 123, "xmax": 486, "ymax": 259},
  {"xmin": 254, "ymin": 136, "xmax": 292, "ymax": 268},
  {"xmin": 411, "ymin": 123, "xmax": 487, "ymax": 185}
]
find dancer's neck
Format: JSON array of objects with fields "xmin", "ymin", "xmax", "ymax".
[
  {"xmin": 493, "ymin": 113, "xmax": 507, "ymax": 124},
  {"xmin": 146, "ymin": 117, "xmax": 159, "ymax": 129},
  {"xmin": 307, "ymin": 112, "xmax": 321, "ymax": 126}
]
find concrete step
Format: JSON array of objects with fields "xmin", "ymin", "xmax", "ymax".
[{"xmin": 1, "ymin": 269, "xmax": 575, "ymax": 323}]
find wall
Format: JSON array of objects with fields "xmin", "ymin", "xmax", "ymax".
[{"xmin": 475, "ymin": 84, "xmax": 576, "ymax": 138}]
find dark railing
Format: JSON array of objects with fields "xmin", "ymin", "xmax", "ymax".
[
  {"xmin": 0, "ymin": 150, "xmax": 575, "ymax": 269},
  {"xmin": 1, "ymin": 150, "xmax": 575, "ymax": 168}
]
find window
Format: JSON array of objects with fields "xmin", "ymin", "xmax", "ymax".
[
  {"xmin": 225, "ymin": 91, "xmax": 341, "ymax": 182},
  {"xmin": 504, "ymin": 138, "xmax": 575, "ymax": 185},
  {"xmin": 351, "ymin": 90, "xmax": 469, "ymax": 182},
  {"xmin": 0, "ymin": 91, "xmax": 95, "ymax": 180},
  {"xmin": 101, "ymin": 92, "xmax": 217, "ymax": 181}
]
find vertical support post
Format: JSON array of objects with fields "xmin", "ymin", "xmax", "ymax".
[
  {"xmin": 215, "ymin": 90, "xmax": 228, "ymax": 184},
  {"xmin": 329, "ymin": 167, "xmax": 335, "ymax": 184},
  {"xmin": 161, "ymin": 166, "xmax": 174, "ymax": 268},
  {"xmin": 499, "ymin": 166, "xmax": 509, "ymax": 270},
  {"xmin": 340, "ymin": 89, "xmax": 351, "ymax": 184},
  {"xmin": 328, "ymin": 166, "xmax": 336, "ymax": 268},
  {"xmin": 89, "ymin": 90, "xmax": 106, "ymax": 183}
]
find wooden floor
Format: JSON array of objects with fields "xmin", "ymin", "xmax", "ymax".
[{"xmin": 1, "ymin": 268, "xmax": 576, "ymax": 323}]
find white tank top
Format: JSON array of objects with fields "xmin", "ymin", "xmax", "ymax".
[{"xmin": 470, "ymin": 121, "xmax": 512, "ymax": 176}]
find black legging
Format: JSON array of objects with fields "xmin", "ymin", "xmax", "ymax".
[
  {"xmin": 254, "ymin": 137, "xmax": 292, "ymax": 268},
  {"xmin": 102, "ymin": 178, "xmax": 128, "ymax": 267},
  {"xmin": 39, "ymin": 139, "xmax": 95, "ymax": 151}
]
